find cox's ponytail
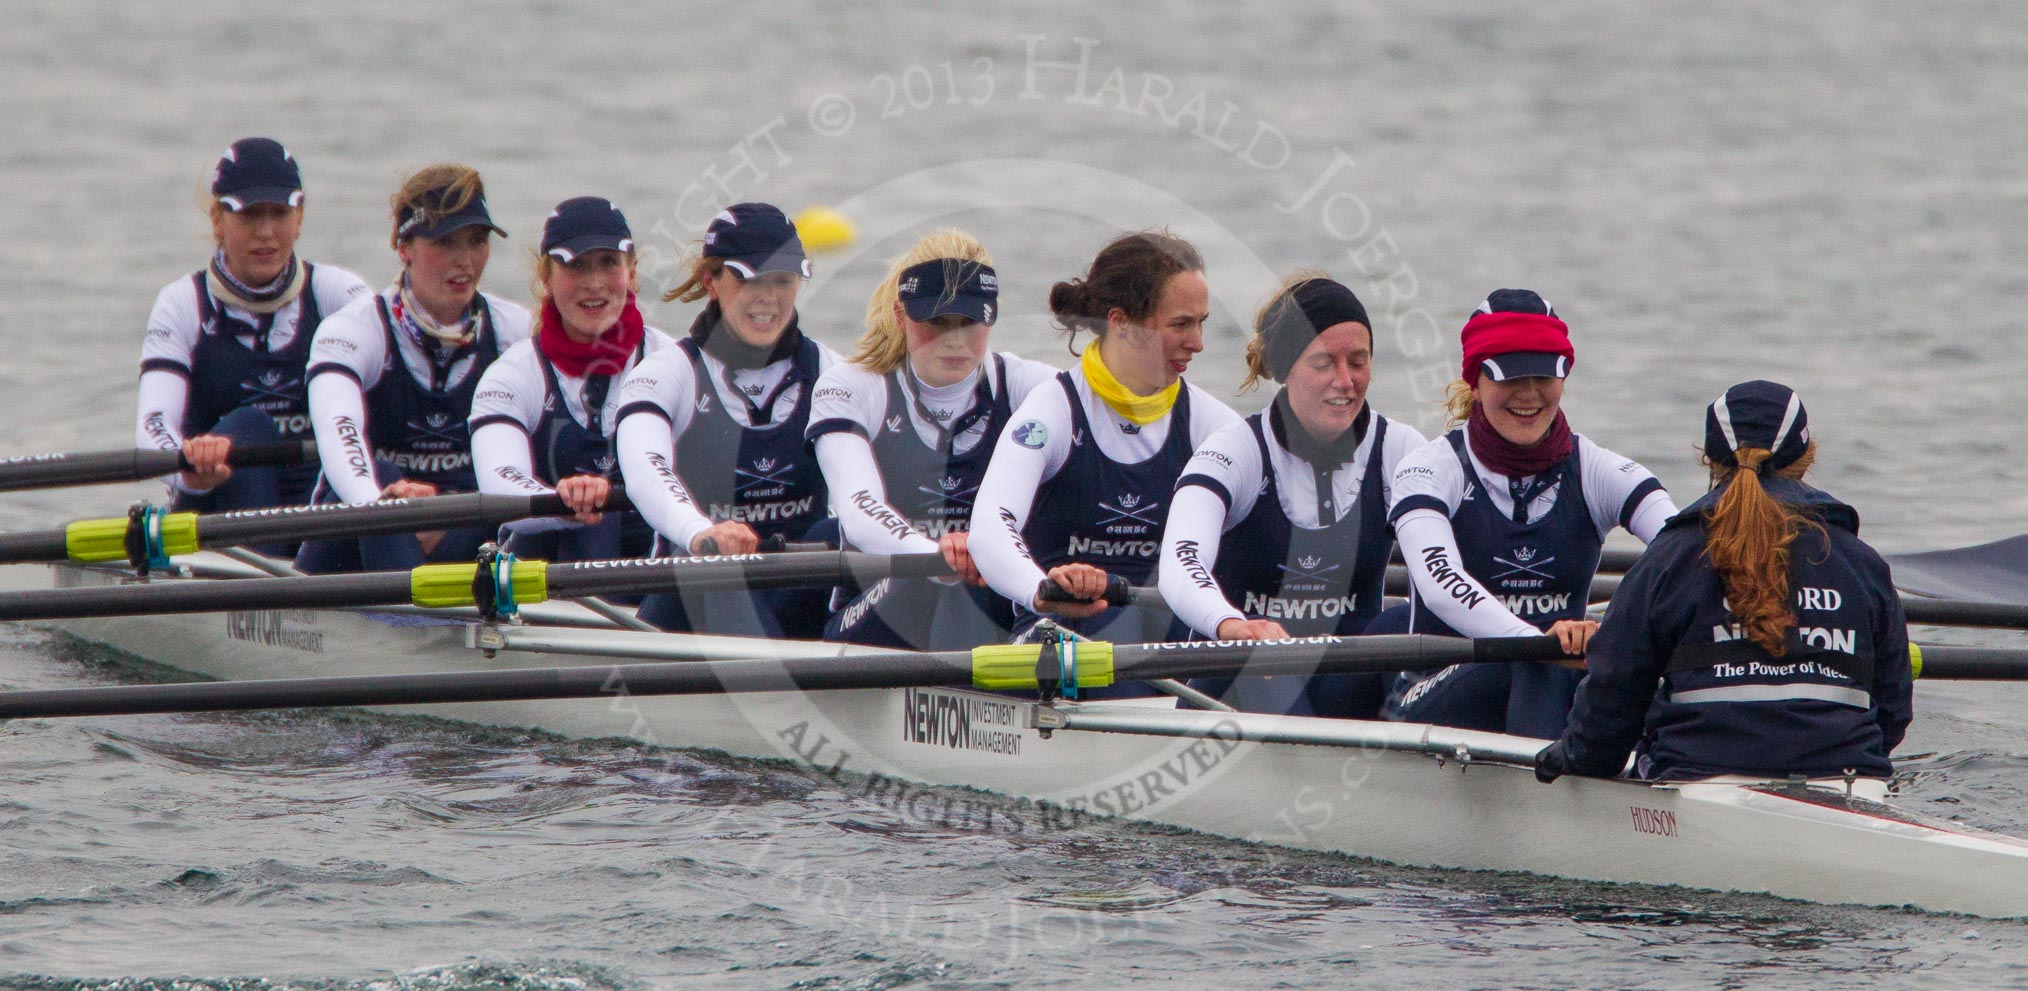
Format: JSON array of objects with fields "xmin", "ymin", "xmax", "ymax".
[{"xmin": 1703, "ymin": 444, "xmax": 1822, "ymax": 656}]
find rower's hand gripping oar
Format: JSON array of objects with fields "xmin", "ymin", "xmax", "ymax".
[
  {"xmin": 0, "ymin": 633, "xmax": 1577, "ymax": 721},
  {"xmin": 1036, "ymin": 574, "xmax": 1148, "ymax": 609},
  {"xmin": 0, "ymin": 488, "xmax": 641, "ymax": 568},
  {"xmin": 0, "ymin": 440, "xmax": 317, "ymax": 493},
  {"xmin": 693, "ymin": 534, "xmax": 833, "ymax": 556}
]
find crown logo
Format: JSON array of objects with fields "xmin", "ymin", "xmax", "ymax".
[
  {"xmin": 1514, "ymin": 546, "xmax": 1537, "ymax": 563},
  {"xmin": 1298, "ymin": 555, "xmax": 1322, "ymax": 571},
  {"xmin": 753, "ymin": 457, "xmax": 777, "ymax": 473},
  {"xmin": 1118, "ymin": 493, "xmax": 1141, "ymax": 509}
]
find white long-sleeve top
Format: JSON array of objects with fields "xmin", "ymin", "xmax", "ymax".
[
  {"xmin": 968, "ymin": 366, "xmax": 1241, "ymax": 610},
  {"xmin": 807, "ymin": 354, "xmax": 1060, "ymax": 555},
  {"xmin": 608, "ymin": 334, "xmax": 842, "ymax": 554},
  {"xmin": 1388, "ymin": 424, "xmax": 1676, "ymax": 638},
  {"xmin": 1158, "ymin": 410, "xmax": 1428, "ymax": 639},
  {"xmin": 304, "ymin": 289, "xmax": 533, "ymax": 504},
  {"xmin": 467, "ymin": 328, "xmax": 677, "ymax": 534},
  {"xmin": 135, "ymin": 263, "xmax": 369, "ymax": 493}
]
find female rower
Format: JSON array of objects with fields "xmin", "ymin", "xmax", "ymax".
[
  {"xmin": 970, "ymin": 229, "xmax": 1241, "ymax": 663},
  {"xmin": 1158, "ymin": 273, "xmax": 1427, "ymax": 716},
  {"xmin": 136, "ymin": 137, "xmax": 368, "ymax": 515},
  {"xmin": 1383, "ymin": 289, "xmax": 1676, "ymax": 738},
  {"xmin": 467, "ymin": 197, "xmax": 672, "ymax": 563},
  {"xmin": 294, "ymin": 164, "xmax": 531, "ymax": 573},
  {"xmin": 610, "ymin": 203, "xmax": 840, "ymax": 637},
  {"xmin": 1535, "ymin": 381, "xmax": 1911, "ymax": 786},
  {"xmin": 807, "ymin": 229, "xmax": 1058, "ymax": 649}
]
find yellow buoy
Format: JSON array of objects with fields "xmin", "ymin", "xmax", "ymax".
[{"xmin": 793, "ymin": 206, "xmax": 857, "ymax": 252}]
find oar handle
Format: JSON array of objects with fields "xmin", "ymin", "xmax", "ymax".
[
  {"xmin": 0, "ymin": 440, "xmax": 318, "ymax": 492},
  {"xmin": 218, "ymin": 440, "xmax": 319, "ymax": 470},
  {"xmin": 528, "ymin": 486, "xmax": 637, "ymax": 517},
  {"xmin": 691, "ymin": 534, "xmax": 833, "ymax": 556},
  {"xmin": 1036, "ymin": 574, "xmax": 1137, "ymax": 608}
]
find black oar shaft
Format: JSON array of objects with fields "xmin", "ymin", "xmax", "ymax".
[
  {"xmin": 0, "ymin": 551, "xmax": 950, "ymax": 621},
  {"xmin": 0, "ymin": 634, "xmax": 1564, "ymax": 720},
  {"xmin": 194, "ymin": 492, "xmax": 570, "ymax": 547},
  {"xmin": 1901, "ymin": 599, "xmax": 2028, "ymax": 629},
  {"xmin": 1914, "ymin": 645, "xmax": 2028, "ymax": 680},
  {"xmin": 541, "ymin": 551, "xmax": 951, "ymax": 599},
  {"xmin": 0, "ymin": 653, "xmax": 978, "ymax": 719},
  {"xmin": 1390, "ymin": 546, "xmax": 1644, "ymax": 575},
  {"xmin": 0, "ymin": 530, "xmax": 67, "ymax": 562},
  {"xmin": 0, "ymin": 490, "xmax": 645, "ymax": 565},
  {"xmin": 0, "ymin": 572, "xmax": 414, "ymax": 620},
  {"xmin": 0, "ymin": 441, "xmax": 315, "ymax": 492}
]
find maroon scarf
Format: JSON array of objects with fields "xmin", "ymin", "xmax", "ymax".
[
  {"xmin": 1467, "ymin": 402, "xmax": 1573, "ymax": 477},
  {"xmin": 540, "ymin": 292, "xmax": 646, "ymax": 378}
]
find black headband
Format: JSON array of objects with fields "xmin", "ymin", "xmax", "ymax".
[{"xmin": 1261, "ymin": 278, "xmax": 1370, "ymax": 381}]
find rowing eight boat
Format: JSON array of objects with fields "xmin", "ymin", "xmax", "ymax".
[{"xmin": 3, "ymin": 552, "xmax": 2025, "ymax": 918}]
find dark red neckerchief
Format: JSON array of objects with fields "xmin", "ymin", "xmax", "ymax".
[
  {"xmin": 540, "ymin": 292, "xmax": 646, "ymax": 378},
  {"xmin": 1467, "ymin": 402, "xmax": 1573, "ymax": 478}
]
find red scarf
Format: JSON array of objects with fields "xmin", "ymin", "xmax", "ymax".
[
  {"xmin": 540, "ymin": 293, "xmax": 646, "ymax": 378},
  {"xmin": 1467, "ymin": 402, "xmax": 1573, "ymax": 477}
]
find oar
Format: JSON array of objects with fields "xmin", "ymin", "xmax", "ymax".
[
  {"xmin": 0, "ymin": 490, "xmax": 638, "ymax": 565},
  {"xmin": 0, "ymin": 441, "xmax": 317, "ymax": 492},
  {"xmin": 0, "ymin": 551, "xmax": 953, "ymax": 622},
  {"xmin": 1913, "ymin": 644, "xmax": 2028, "ymax": 680},
  {"xmin": 1038, "ymin": 571, "xmax": 1625, "ymax": 611},
  {"xmin": 1389, "ymin": 546, "xmax": 1646, "ymax": 576},
  {"xmin": 1886, "ymin": 537, "xmax": 2028, "ymax": 607},
  {"xmin": 0, "ymin": 633, "xmax": 1572, "ymax": 720}
]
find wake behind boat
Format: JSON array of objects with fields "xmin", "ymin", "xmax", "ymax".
[{"xmin": 5, "ymin": 550, "xmax": 2026, "ymax": 919}]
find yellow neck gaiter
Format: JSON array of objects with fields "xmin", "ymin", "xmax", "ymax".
[{"xmin": 1082, "ymin": 341, "xmax": 1181, "ymax": 426}]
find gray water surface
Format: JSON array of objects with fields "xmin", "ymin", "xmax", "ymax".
[{"xmin": 4, "ymin": 3, "xmax": 2027, "ymax": 987}]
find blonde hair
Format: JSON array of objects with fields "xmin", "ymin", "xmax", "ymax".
[
  {"xmin": 389, "ymin": 163, "xmax": 484, "ymax": 249},
  {"xmin": 1701, "ymin": 443, "xmax": 1824, "ymax": 657},
  {"xmin": 1442, "ymin": 378, "xmax": 1476, "ymax": 426},
  {"xmin": 1239, "ymin": 268, "xmax": 1331, "ymax": 394},
  {"xmin": 660, "ymin": 254, "xmax": 726, "ymax": 304},
  {"xmin": 850, "ymin": 229, "xmax": 995, "ymax": 373}
]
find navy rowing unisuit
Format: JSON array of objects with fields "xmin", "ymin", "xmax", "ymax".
[
  {"xmin": 136, "ymin": 262, "xmax": 369, "ymax": 510},
  {"xmin": 807, "ymin": 353, "xmax": 1056, "ymax": 650},
  {"xmin": 1385, "ymin": 421, "xmax": 1675, "ymax": 738}
]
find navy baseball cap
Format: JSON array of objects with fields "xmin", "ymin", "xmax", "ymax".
[
  {"xmin": 542, "ymin": 196, "xmax": 634, "ymax": 262},
  {"xmin": 1478, "ymin": 352, "xmax": 1570, "ymax": 381},
  {"xmin": 703, "ymin": 203, "xmax": 810, "ymax": 278},
  {"xmin": 1706, "ymin": 380, "xmax": 1810, "ymax": 473},
  {"xmin": 897, "ymin": 258, "xmax": 999, "ymax": 325},
  {"xmin": 211, "ymin": 138, "xmax": 303, "ymax": 211},
  {"xmin": 396, "ymin": 182, "xmax": 508, "ymax": 241}
]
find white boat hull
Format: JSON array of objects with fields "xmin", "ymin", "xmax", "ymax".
[{"xmin": 8, "ymin": 556, "xmax": 2027, "ymax": 918}]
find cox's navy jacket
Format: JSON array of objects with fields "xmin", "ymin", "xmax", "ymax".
[{"xmin": 1553, "ymin": 478, "xmax": 1912, "ymax": 780}]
